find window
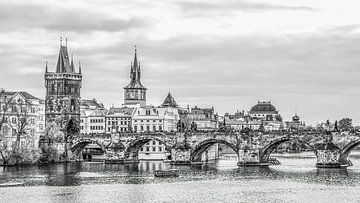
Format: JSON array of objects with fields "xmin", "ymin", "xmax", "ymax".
[
  {"xmin": 152, "ymin": 140, "xmax": 156, "ymax": 145},
  {"xmin": 159, "ymin": 126, "xmax": 162, "ymax": 131},
  {"xmin": 153, "ymin": 126, "xmax": 156, "ymax": 131},
  {"xmin": 146, "ymin": 110, "xmax": 150, "ymax": 115},
  {"xmin": 158, "ymin": 147, "xmax": 162, "ymax": 152},
  {"xmin": 152, "ymin": 147, "xmax": 156, "ymax": 151},
  {"xmin": 140, "ymin": 126, "xmax": 143, "ymax": 131},
  {"xmin": 146, "ymin": 147, "xmax": 150, "ymax": 151},
  {"xmin": 134, "ymin": 126, "xmax": 137, "ymax": 132},
  {"xmin": 146, "ymin": 126, "xmax": 150, "ymax": 131},
  {"xmin": 70, "ymin": 99, "xmax": 76, "ymax": 112}
]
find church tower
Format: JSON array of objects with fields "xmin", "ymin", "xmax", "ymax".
[
  {"xmin": 123, "ymin": 47, "xmax": 147, "ymax": 107},
  {"xmin": 44, "ymin": 38, "xmax": 82, "ymax": 132}
]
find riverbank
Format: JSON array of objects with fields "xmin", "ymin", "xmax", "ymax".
[{"xmin": 0, "ymin": 179, "xmax": 360, "ymax": 202}]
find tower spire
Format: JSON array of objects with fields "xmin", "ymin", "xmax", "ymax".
[
  {"xmin": 78, "ymin": 61, "xmax": 82, "ymax": 74},
  {"xmin": 45, "ymin": 60, "xmax": 48, "ymax": 73},
  {"xmin": 60, "ymin": 37, "xmax": 62, "ymax": 46},
  {"xmin": 70, "ymin": 53, "xmax": 75, "ymax": 72}
]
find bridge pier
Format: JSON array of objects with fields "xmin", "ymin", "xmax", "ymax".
[
  {"xmin": 237, "ymin": 149, "xmax": 269, "ymax": 167},
  {"xmin": 170, "ymin": 148, "xmax": 191, "ymax": 165}
]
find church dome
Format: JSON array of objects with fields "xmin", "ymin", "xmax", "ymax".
[
  {"xmin": 250, "ymin": 101, "xmax": 277, "ymax": 113},
  {"xmin": 292, "ymin": 114, "xmax": 300, "ymax": 121}
]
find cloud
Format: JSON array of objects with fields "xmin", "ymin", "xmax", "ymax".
[
  {"xmin": 175, "ymin": 0, "xmax": 317, "ymax": 17},
  {"xmin": 0, "ymin": 3, "xmax": 151, "ymax": 33}
]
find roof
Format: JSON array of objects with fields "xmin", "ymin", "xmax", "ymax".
[
  {"xmin": 107, "ymin": 107, "xmax": 134, "ymax": 116},
  {"xmin": 81, "ymin": 99, "xmax": 104, "ymax": 109},
  {"xmin": 124, "ymin": 48, "xmax": 146, "ymax": 89},
  {"xmin": 250, "ymin": 101, "xmax": 277, "ymax": 113},
  {"xmin": 1, "ymin": 91, "xmax": 38, "ymax": 100},
  {"xmin": 161, "ymin": 92, "xmax": 178, "ymax": 107},
  {"xmin": 56, "ymin": 46, "xmax": 73, "ymax": 73}
]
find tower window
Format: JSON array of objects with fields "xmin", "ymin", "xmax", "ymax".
[{"xmin": 70, "ymin": 99, "xmax": 76, "ymax": 112}]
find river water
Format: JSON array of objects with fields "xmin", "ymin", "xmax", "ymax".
[{"xmin": 1, "ymin": 151, "xmax": 360, "ymax": 202}]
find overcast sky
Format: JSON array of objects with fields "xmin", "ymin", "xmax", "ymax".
[{"xmin": 1, "ymin": 0, "xmax": 360, "ymax": 125}]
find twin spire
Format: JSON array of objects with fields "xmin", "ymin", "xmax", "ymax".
[
  {"xmin": 125, "ymin": 46, "xmax": 146, "ymax": 89},
  {"xmin": 46, "ymin": 37, "xmax": 82, "ymax": 74}
]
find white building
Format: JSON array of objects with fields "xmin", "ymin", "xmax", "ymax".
[
  {"xmin": 0, "ymin": 90, "xmax": 43, "ymax": 152},
  {"xmin": 80, "ymin": 99, "xmax": 107, "ymax": 135},
  {"xmin": 132, "ymin": 106, "xmax": 179, "ymax": 133},
  {"xmin": 105, "ymin": 107, "xmax": 134, "ymax": 133}
]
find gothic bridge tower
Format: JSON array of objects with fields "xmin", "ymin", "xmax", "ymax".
[
  {"xmin": 44, "ymin": 39, "xmax": 82, "ymax": 133},
  {"xmin": 124, "ymin": 47, "xmax": 147, "ymax": 107}
]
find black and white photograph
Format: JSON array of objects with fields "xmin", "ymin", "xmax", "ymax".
[{"xmin": 0, "ymin": 0, "xmax": 360, "ymax": 202}]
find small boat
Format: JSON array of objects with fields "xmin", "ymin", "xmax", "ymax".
[{"xmin": 154, "ymin": 169, "xmax": 179, "ymax": 177}]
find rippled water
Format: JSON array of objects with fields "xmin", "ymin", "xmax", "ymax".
[{"xmin": 1, "ymin": 151, "xmax": 360, "ymax": 202}]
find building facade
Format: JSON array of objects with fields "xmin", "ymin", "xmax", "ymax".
[
  {"xmin": 182, "ymin": 106, "xmax": 219, "ymax": 131},
  {"xmin": 225, "ymin": 101, "xmax": 283, "ymax": 131},
  {"xmin": 80, "ymin": 99, "xmax": 107, "ymax": 135},
  {"xmin": 105, "ymin": 107, "xmax": 134, "ymax": 133},
  {"xmin": 0, "ymin": 90, "xmax": 43, "ymax": 152},
  {"xmin": 44, "ymin": 41, "xmax": 82, "ymax": 135}
]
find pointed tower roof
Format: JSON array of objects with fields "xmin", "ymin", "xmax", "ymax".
[
  {"xmin": 162, "ymin": 92, "xmax": 178, "ymax": 107},
  {"xmin": 124, "ymin": 46, "xmax": 146, "ymax": 89},
  {"xmin": 78, "ymin": 61, "xmax": 82, "ymax": 74},
  {"xmin": 56, "ymin": 45, "xmax": 72, "ymax": 73},
  {"xmin": 70, "ymin": 53, "xmax": 75, "ymax": 73},
  {"xmin": 55, "ymin": 38, "xmax": 74, "ymax": 73},
  {"xmin": 45, "ymin": 61, "xmax": 48, "ymax": 73}
]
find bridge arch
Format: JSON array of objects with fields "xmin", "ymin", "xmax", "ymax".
[
  {"xmin": 259, "ymin": 136, "xmax": 316, "ymax": 163},
  {"xmin": 190, "ymin": 138, "xmax": 238, "ymax": 162},
  {"xmin": 339, "ymin": 139, "xmax": 360, "ymax": 164},
  {"xmin": 124, "ymin": 136, "xmax": 171, "ymax": 160},
  {"xmin": 71, "ymin": 139, "xmax": 106, "ymax": 155}
]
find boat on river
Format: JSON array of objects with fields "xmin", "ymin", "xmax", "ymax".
[{"xmin": 154, "ymin": 169, "xmax": 179, "ymax": 177}]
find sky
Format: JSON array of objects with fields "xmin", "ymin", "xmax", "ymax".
[{"xmin": 0, "ymin": 0, "xmax": 360, "ymax": 125}]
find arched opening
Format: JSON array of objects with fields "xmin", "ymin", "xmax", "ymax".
[
  {"xmin": 70, "ymin": 99, "xmax": 76, "ymax": 112},
  {"xmin": 124, "ymin": 137, "xmax": 171, "ymax": 161},
  {"xmin": 340, "ymin": 139, "xmax": 360, "ymax": 167},
  {"xmin": 190, "ymin": 139, "xmax": 238, "ymax": 168},
  {"xmin": 71, "ymin": 141, "xmax": 105, "ymax": 162},
  {"xmin": 260, "ymin": 137, "xmax": 317, "ymax": 168}
]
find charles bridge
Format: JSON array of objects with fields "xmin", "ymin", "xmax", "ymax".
[{"xmin": 70, "ymin": 130, "xmax": 360, "ymax": 168}]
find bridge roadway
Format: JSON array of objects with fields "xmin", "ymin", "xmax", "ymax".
[{"xmin": 71, "ymin": 131, "xmax": 360, "ymax": 168}]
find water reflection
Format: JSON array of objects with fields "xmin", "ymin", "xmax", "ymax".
[{"xmin": 2, "ymin": 153, "xmax": 360, "ymax": 187}]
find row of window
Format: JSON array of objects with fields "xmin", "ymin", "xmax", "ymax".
[
  {"xmin": 134, "ymin": 120, "xmax": 162, "ymax": 123},
  {"xmin": 134, "ymin": 125, "xmax": 162, "ymax": 132},
  {"xmin": 108, "ymin": 121, "xmax": 128, "ymax": 126},
  {"xmin": 107, "ymin": 117, "xmax": 131, "ymax": 121},
  {"xmin": 107, "ymin": 127, "xmax": 129, "ymax": 132},
  {"xmin": 90, "ymin": 126, "xmax": 104, "ymax": 130},
  {"xmin": 11, "ymin": 117, "xmax": 36, "ymax": 124},
  {"xmin": 90, "ymin": 119, "xmax": 103, "ymax": 123},
  {"xmin": 140, "ymin": 146, "xmax": 163, "ymax": 152}
]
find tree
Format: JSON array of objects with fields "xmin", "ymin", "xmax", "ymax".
[
  {"xmin": 338, "ymin": 118, "xmax": 353, "ymax": 131},
  {"xmin": 64, "ymin": 118, "xmax": 80, "ymax": 160},
  {"xmin": 334, "ymin": 120, "xmax": 338, "ymax": 132},
  {"xmin": 0, "ymin": 91, "xmax": 39, "ymax": 165}
]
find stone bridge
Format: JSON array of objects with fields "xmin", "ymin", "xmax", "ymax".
[{"xmin": 70, "ymin": 131, "xmax": 360, "ymax": 168}]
